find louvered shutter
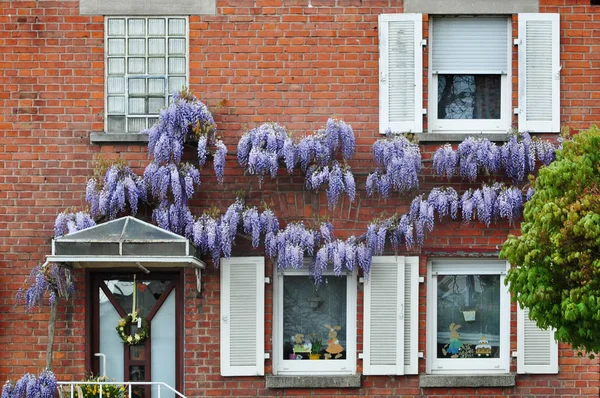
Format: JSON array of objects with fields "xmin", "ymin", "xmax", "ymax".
[
  {"xmin": 364, "ymin": 256, "xmax": 406, "ymax": 375},
  {"xmin": 220, "ymin": 257, "xmax": 265, "ymax": 376},
  {"xmin": 517, "ymin": 305, "xmax": 559, "ymax": 374},
  {"xmin": 379, "ymin": 14, "xmax": 423, "ymax": 134},
  {"xmin": 518, "ymin": 13, "xmax": 560, "ymax": 132},
  {"xmin": 403, "ymin": 256, "xmax": 419, "ymax": 374}
]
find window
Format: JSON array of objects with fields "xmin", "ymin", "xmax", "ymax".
[
  {"xmin": 105, "ymin": 17, "xmax": 188, "ymax": 134},
  {"xmin": 428, "ymin": 17, "xmax": 511, "ymax": 133},
  {"xmin": 272, "ymin": 268, "xmax": 357, "ymax": 375},
  {"xmin": 378, "ymin": 13, "xmax": 560, "ymax": 135},
  {"xmin": 427, "ymin": 259, "xmax": 510, "ymax": 374}
]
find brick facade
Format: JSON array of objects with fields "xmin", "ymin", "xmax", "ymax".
[{"xmin": 1, "ymin": 0, "xmax": 599, "ymax": 396}]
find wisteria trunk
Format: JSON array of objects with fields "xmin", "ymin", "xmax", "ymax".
[{"xmin": 46, "ymin": 298, "xmax": 58, "ymax": 370}]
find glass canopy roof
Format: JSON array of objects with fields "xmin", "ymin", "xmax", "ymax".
[{"xmin": 48, "ymin": 216, "xmax": 205, "ymax": 269}]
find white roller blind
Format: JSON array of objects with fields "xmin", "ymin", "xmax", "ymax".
[
  {"xmin": 363, "ymin": 256, "xmax": 405, "ymax": 375},
  {"xmin": 220, "ymin": 257, "xmax": 265, "ymax": 376},
  {"xmin": 518, "ymin": 13, "xmax": 560, "ymax": 132},
  {"xmin": 379, "ymin": 14, "xmax": 423, "ymax": 134},
  {"xmin": 432, "ymin": 17, "xmax": 509, "ymax": 74},
  {"xmin": 517, "ymin": 306, "xmax": 559, "ymax": 374}
]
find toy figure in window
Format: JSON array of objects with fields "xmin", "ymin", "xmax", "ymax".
[
  {"xmin": 442, "ymin": 322, "xmax": 463, "ymax": 358},
  {"xmin": 323, "ymin": 324, "xmax": 344, "ymax": 359}
]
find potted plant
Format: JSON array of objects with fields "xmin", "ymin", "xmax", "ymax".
[{"xmin": 309, "ymin": 332, "xmax": 323, "ymax": 360}]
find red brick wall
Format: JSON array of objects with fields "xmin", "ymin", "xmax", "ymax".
[{"xmin": 1, "ymin": 0, "xmax": 599, "ymax": 396}]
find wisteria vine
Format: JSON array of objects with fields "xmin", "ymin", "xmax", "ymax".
[
  {"xmin": 16, "ymin": 263, "xmax": 75, "ymax": 312},
  {"xmin": 366, "ymin": 130, "xmax": 422, "ymax": 199},
  {"xmin": 1, "ymin": 370, "xmax": 57, "ymax": 398},
  {"xmin": 433, "ymin": 132, "xmax": 557, "ymax": 183},
  {"xmin": 238, "ymin": 118, "xmax": 357, "ymax": 209}
]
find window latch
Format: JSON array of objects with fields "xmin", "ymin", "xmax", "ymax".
[
  {"xmin": 513, "ymin": 38, "xmax": 521, "ymax": 46},
  {"xmin": 380, "ymin": 71, "xmax": 387, "ymax": 83}
]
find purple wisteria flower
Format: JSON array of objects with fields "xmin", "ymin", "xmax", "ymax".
[
  {"xmin": 86, "ymin": 164, "xmax": 146, "ymax": 219},
  {"xmin": 16, "ymin": 263, "xmax": 74, "ymax": 312},
  {"xmin": 432, "ymin": 144, "xmax": 458, "ymax": 179},
  {"xmin": 367, "ymin": 131, "xmax": 421, "ymax": 198},
  {"xmin": 54, "ymin": 211, "xmax": 96, "ymax": 238},
  {"xmin": 2, "ymin": 370, "xmax": 58, "ymax": 398},
  {"xmin": 237, "ymin": 123, "xmax": 293, "ymax": 182}
]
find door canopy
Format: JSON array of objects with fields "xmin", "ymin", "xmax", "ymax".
[{"xmin": 48, "ymin": 216, "xmax": 205, "ymax": 270}]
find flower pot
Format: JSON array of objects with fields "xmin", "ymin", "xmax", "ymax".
[{"xmin": 309, "ymin": 353, "xmax": 320, "ymax": 360}]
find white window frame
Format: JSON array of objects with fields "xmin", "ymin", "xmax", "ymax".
[
  {"xmin": 427, "ymin": 16, "xmax": 512, "ymax": 133},
  {"xmin": 272, "ymin": 267, "xmax": 357, "ymax": 376},
  {"xmin": 426, "ymin": 259, "xmax": 511, "ymax": 374},
  {"xmin": 104, "ymin": 16, "xmax": 189, "ymax": 134}
]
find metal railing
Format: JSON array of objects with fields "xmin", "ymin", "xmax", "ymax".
[{"xmin": 57, "ymin": 381, "xmax": 187, "ymax": 398}]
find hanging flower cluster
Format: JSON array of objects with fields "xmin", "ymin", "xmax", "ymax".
[
  {"xmin": 146, "ymin": 89, "xmax": 217, "ymax": 166},
  {"xmin": 53, "ymin": 211, "xmax": 96, "ymax": 238},
  {"xmin": 1, "ymin": 370, "xmax": 57, "ymax": 398},
  {"xmin": 16, "ymin": 263, "xmax": 74, "ymax": 311},
  {"xmin": 237, "ymin": 118, "xmax": 356, "ymax": 209},
  {"xmin": 86, "ymin": 164, "xmax": 147, "ymax": 219},
  {"xmin": 461, "ymin": 183, "xmax": 523, "ymax": 226},
  {"xmin": 366, "ymin": 130, "xmax": 422, "ymax": 198},
  {"xmin": 191, "ymin": 199, "xmax": 280, "ymax": 266},
  {"xmin": 138, "ymin": 89, "xmax": 225, "ymax": 236},
  {"xmin": 296, "ymin": 119, "xmax": 356, "ymax": 208},
  {"xmin": 237, "ymin": 123, "xmax": 295, "ymax": 183},
  {"xmin": 365, "ymin": 183, "xmax": 524, "ymax": 253},
  {"xmin": 433, "ymin": 132, "xmax": 557, "ymax": 183},
  {"xmin": 268, "ymin": 221, "xmax": 317, "ymax": 270}
]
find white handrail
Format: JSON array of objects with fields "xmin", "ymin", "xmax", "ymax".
[{"xmin": 58, "ymin": 381, "xmax": 187, "ymax": 398}]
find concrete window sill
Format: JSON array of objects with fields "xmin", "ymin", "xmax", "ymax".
[
  {"xmin": 419, "ymin": 374, "xmax": 516, "ymax": 388},
  {"xmin": 266, "ymin": 374, "xmax": 361, "ymax": 389},
  {"xmin": 90, "ymin": 132, "xmax": 149, "ymax": 144}
]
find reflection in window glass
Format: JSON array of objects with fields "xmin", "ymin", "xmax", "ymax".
[
  {"xmin": 104, "ymin": 279, "xmax": 171, "ymax": 317},
  {"xmin": 436, "ymin": 274, "xmax": 500, "ymax": 359},
  {"xmin": 438, "ymin": 75, "xmax": 501, "ymax": 119},
  {"xmin": 283, "ymin": 275, "xmax": 347, "ymax": 361}
]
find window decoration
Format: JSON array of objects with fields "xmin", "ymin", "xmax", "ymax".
[{"xmin": 116, "ymin": 310, "xmax": 149, "ymax": 345}]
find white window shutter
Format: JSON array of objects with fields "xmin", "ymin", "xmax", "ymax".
[
  {"xmin": 379, "ymin": 14, "xmax": 423, "ymax": 134},
  {"xmin": 517, "ymin": 305, "xmax": 559, "ymax": 374},
  {"xmin": 220, "ymin": 257, "xmax": 265, "ymax": 376},
  {"xmin": 518, "ymin": 13, "xmax": 560, "ymax": 133},
  {"xmin": 363, "ymin": 256, "xmax": 405, "ymax": 375},
  {"xmin": 403, "ymin": 256, "xmax": 419, "ymax": 374}
]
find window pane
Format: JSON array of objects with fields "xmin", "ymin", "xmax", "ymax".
[
  {"xmin": 108, "ymin": 58, "xmax": 125, "ymax": 75},
  {"xmin": 108, "ymin": 39, "xmax": 125, "ymax": 56},
  {"xmin": 148, "ymin": 98, "xmax": 165, "ymax": 114},
  {"xmin": 128, "ymin": 19, "xmax": 145, "ymax": 36},
  {"xmin": 107, "ymin": 116, "xmax": 125, "ymax": 133},
  {"xmin": 168, "ymin": 77, "xmax": 186, "ymax": 94},
  {"xmin": 436, "ymin": 274, "xmax": 501, "ymax": 359},
  {"xmin": 129, "ymin": 98, "xmax": 146, "ymax": 114},
  {"xmin": 168, "ymin": 38, "xmax": 186, "ymax": 55},
  {"xmin": 169, "ymin": 57, "xmax": 186, "ymax": 74},
  {"xmin": 128, "ymin": 38, "xmax": 146, "ymax": 56},
  {"xmin": 148, "ymin": 38, "xmax": 166, "ymax": 55},
  {"xmin": 148, "ymin": 58, "xmax": 166, "ymax": 74},
  {"xmin": 149, "ymin": 19, "xmax": 166, "ymax": 36},
  {"xmin": 128, "ymin": 118, "xmax": 146, "ymax": 133},
  {"xmin": 168, "ymin": 19, "xmax": 186, "ymax": 36},
  {"xmin": 129, "ymin": 78, "xmax": 146, "ymax": 95},
  {"xmin": 283, "ymin": 275, "xmax": 347, "ymax": 361},
  {"xmin": 148, "ymin": 78, "xmax": 165, "ymax": 95},
  {"xmin": 128, "ymin": 58, "xmax": 145, "ymax": 74},
  {"xmin": 107, "ymin": 77, "xmax": 125, "ymax": 94},
  {"xmin": 437, "ymin": 74, "xmax": 501, "ymax": 119},
  {"xmin": 107, "ymin": 96, "xmax": 125, "ymax": 114},
  {"xmin": 107, "ymin": 19, "xmax": 125, "ymax": 36}
]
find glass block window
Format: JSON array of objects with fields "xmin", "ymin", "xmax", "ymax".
[{"xmin": 105, "ymin": 17, "xmax": 188, "ymax": 134}]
